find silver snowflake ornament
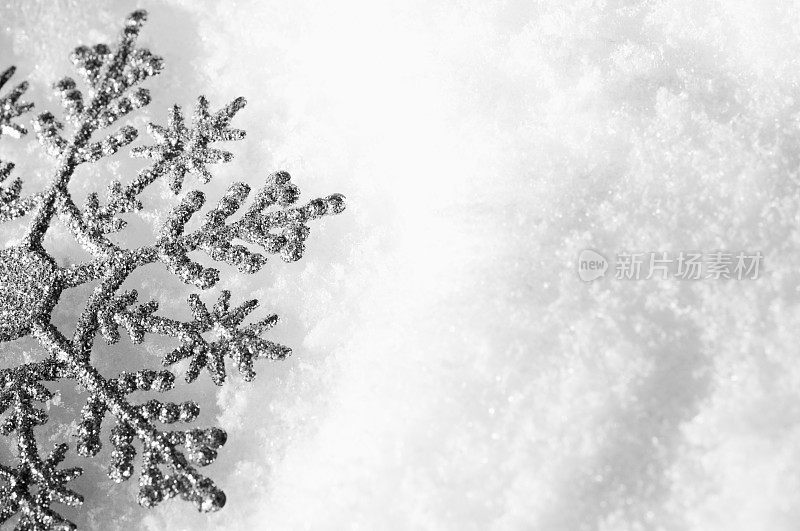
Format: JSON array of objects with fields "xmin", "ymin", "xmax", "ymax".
[{"xmin": 0, "ymin": 10, "xmax": 346, "ymax": 529}]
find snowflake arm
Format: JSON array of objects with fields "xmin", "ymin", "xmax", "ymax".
[
  {"xmin": 0, "ymin": 67, "xmax": 41, "ymax": 223},
  {"xmin": 0, "ymin": 362, "xmax": 84, "ymax": 531},
  {"xmin": 94, "ymin": 289, "xmax": 289, "ymax": 385},
  {"xmin": 25, "ymin": 10, "xmax": 163, "ymax": 255},
  {"xmin": 32, "ymin": 323, "xmax": 227, "ymax": 512},
  {"xmin": 154, "ymin": 171, "xmax": 345, "ymax": 289}
]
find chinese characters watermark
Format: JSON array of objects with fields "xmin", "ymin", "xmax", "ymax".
[{"xmin": 578, "ymin": 249, "xmax": 763, "ymax": 282}]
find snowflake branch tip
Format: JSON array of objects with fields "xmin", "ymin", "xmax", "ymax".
[
  {"xmin": 0, "ymin": 161, "xmax": 22, "ymax": 207},
  {"xmin": 32, "ymin": 112, "xmax": 68, "ymax": 157},
  {"xmin": 69, "ymin": 9, "xmax": 162, "ymax": 106},
  {"xmin": 131, "ymin": 96, "xmax": 247, "ymax": 193},
  {"xmin": 0, "ymin": 65, "xmax": 34, "ymax": 139},
  {"xmin": 0, "ymin": 363, "xmax": 84, "ymax": 530},
  {"xmin": 162, "ymin": 291, "xmax": 290, "ymax": 385}
]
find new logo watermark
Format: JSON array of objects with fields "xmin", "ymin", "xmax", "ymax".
[
  {"xmin": 578, "ymin": 249, "xmax": 763, "ymax": 282},
  {"xmin": 577, "ymin": 249, "xmax": 609, "ymax": 282}
]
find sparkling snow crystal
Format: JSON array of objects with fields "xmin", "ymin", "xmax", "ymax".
[{"xmin": 0, "ymin": 10, "xmax": 344, "ymax": 529}]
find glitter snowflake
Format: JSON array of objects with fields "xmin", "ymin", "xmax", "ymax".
[{"xmin": 0, "ymin": 10, "xmax": 345, "ymax": 529}]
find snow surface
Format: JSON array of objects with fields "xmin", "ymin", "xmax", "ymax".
[{"xmin": 2, "ymin": 0, "xmax": 800, "ymax": 529}]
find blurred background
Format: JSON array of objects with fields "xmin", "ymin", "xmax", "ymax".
[{"xmin": 2, "ymin": 0, "xmax": 800, "ymax": 529}]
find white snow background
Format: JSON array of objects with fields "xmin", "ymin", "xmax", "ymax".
[{"xmin": 2, "ymin": 0, "xmax": 800, "ymax": 529}]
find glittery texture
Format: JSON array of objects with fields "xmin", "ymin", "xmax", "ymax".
[{"xmin": 0, "ymin": 10, "xmax": 345, "ymax": 529}]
